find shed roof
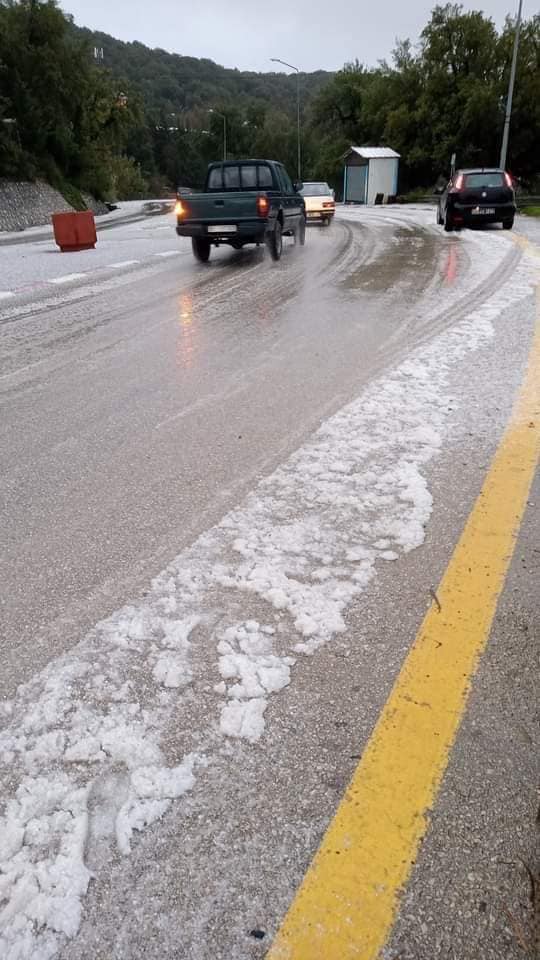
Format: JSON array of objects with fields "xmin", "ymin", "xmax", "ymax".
[{"xmin": 344, "ymin": 146, "xmax": 400, "ymax": 160}]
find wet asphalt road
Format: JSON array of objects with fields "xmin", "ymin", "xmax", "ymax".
[
  {"xmin": 1, "ymin": 209, "xmax": 538, "ymax": 960},
  {"xmin": 0, "ymin": 212, "xmax": 473, "ymax": 699}
]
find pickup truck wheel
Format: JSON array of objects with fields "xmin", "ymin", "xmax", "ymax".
[
  {"xmin": 192, "ymin": 237, "xmax": 211, "ymax": 262},
  {"xmin": 502, "ymin": 217, "xmax": 514, "ymax": 230},
  {"xmin": 444, "ymin": 212, "xmax": 454, "ymax": 232},
  {"xmin": 267, "ymin": 221, "xmax": 283, "ymax": 261}
]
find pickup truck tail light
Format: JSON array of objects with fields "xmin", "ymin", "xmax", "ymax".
[
  {"xmin": 175, "ymin": 200, "xmax": 185, "ymax": 217},
  {"xmin": 453, "ymin": 174, "xmax": 464, "ymax": 190},
  {"xmin": 504, "ymin": 172, "xmax": 513, "ymax": 188},
  {"xmin": 257, "ymin": 194, "xmax": 270, "ymax": 217}
]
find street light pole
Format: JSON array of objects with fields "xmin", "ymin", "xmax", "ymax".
[
  {"xmin": 270, "ymin": 58, "xmax": 301, "ymax": 181},
  {"xmin": 209, "ymin": 109, "xmax": 227, "ymax": 160},
  {"xmin": 499, "ymin": 0, "xmax": 523, "ymax": 170}
]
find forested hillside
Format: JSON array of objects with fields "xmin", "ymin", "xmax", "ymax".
[
  {"xmin": 73, "ymin": 23, "xmax": 331, "ymax": 191},
  {"xmin": 74, "ymin": 25, "xmax": 331, "ymax": 117}
]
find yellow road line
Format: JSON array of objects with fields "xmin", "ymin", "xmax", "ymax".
[
  {"xmin": 268, "ymin": 255, "xmax": 540, "ymax": 960},
  {"xmin": 514, "ymin": 231, "xmax": 540, "ymax": 261}
]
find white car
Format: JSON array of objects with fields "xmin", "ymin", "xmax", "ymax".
[{"xmin": 300, "ymin": 181, "xmax": 335, "ymax": 225}]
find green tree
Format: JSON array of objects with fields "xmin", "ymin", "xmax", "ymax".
[
  {"xmin": 303, "ymin": 5, "xmax": 539, "ymax": 193},
  {"xmin": 416, "ymin": 4, "xmax": 501, "ymax": 172},
  {"xmin": 0, "ymin": 0, "xmax": 143, "ymax": 198},
  {"xmin": 311, "ymin": 61, "xmax": 372, "ymax": 145},
  {"xmin": 497, "ymin": 13, "xmax": 540, "ymax": 182}
]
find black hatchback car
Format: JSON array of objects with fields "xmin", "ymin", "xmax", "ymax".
[{"xmin": 437, "ymin": 168, "xmax": 516, "ymax": 232}]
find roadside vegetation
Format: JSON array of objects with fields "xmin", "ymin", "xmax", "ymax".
[{"xmin": 0, "ymin": 1, "xmax": 539, "ymax": 201}]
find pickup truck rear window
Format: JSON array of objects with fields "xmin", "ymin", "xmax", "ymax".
[
  {"xmin": 224, "ymin": 166, "xmax": 240, "ymax": 189},
  {"xmin": 241, "ymin": 165, "xmax": 258, "ymax": 188},
  {"xmin": 206, "ymin": 164, "xmax": 275, "ymax": 191},
  {"xmin": 258, "ymin": 165, "xmax": 273, "ymax": 188},
  {"xmin": 207, "ymin": 168, "xmax": 224, "ymax": 190}
]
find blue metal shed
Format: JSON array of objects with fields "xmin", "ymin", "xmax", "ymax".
[{"xmin": 343, "ymin": 147, "xmax": 400, "ymax": 204}]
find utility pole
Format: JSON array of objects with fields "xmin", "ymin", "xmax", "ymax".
[
  {"xmin": 270, "ymin": 58, "xmax": 301, "ymax": 181},
  {"xmin": 499, "ymin": 0, "xmax": 523, "ymax": 170},
  {"xmin": 208, "ymin": 109, "xmax": 227, "ymax": 160}
]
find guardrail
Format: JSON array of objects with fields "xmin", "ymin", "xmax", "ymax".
[
  {"xmin": 142, "ymin": 200, "xmax": 175, "ymax": 215},
  {"xmin": 398, "ymin": 194, "xmax": 540, "ymax": 209},
  {"xmin": 516, "ymin": 196, "xmax": 540, "ymax": 209}
]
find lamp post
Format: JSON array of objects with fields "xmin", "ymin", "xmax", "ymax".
[
  {"xmin": 499, "ymin": 0, "xmax": 524, "ymax": 170},
  {"xmin": 208, "ymin": 109, "xmax": 227, "ymax": 160},
  {"xmin": 270, "ymin": 58, "xmax": 301, "ymax": 181}
]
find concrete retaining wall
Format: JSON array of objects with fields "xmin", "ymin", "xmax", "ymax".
[{"xmin": 0, "ymin": 179, "xmax": 107, "ymax": 232}]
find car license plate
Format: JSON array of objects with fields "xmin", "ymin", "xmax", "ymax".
[
  {"xmin": 307, "ymin": 212, "xmax": 319, "ymax": 218},
  {"xmin": 472, "ymin": 207, "xmax": 495, "ymax": 215},
  {"xmin": 208, "ymin": 224, "xmax": 237, "ymax": 233}
]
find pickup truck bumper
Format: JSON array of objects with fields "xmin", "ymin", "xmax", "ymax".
[{"xmin": 176, "ymin": 219, "xmax": 268, "ymax": 241}]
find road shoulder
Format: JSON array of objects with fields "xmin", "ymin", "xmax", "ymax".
[{"xmin": 385, "ymin": 467, "xmax": 540, "ymax": 959}]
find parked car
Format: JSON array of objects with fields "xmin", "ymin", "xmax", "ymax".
[
  {"xmin": 437, "ymin": 168, "xmax": 516, "ymax": 231},
  {"xmin": 300, "ymin": 181, "xmax": 335, "ymax": 224},
  {"xmin": 175, "ymin": 159, "xmax": 305, "ymax": 261}
]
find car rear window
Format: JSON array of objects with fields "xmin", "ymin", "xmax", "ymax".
[
  {"xmin": 301, "ymin": 183, "xmax": 332, "ymax": 197},
  {"xmin": 463, "ymin": 172, "xmax": 504, "ymax": 188}
]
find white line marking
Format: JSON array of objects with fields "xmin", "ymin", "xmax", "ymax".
[
  {"xmin": 154, "ymin": 250, "xmax": 179, "ymax": 258},
  {"xmin": 0, "ymin": 291, "xmax": 15, "ymax": 300},
  {"xmin": 110, "ymin": 260, "xmax": 140, "ymax": 269},
  {"xmin": 48, "ymin": 273, "xmax": 87, "ymax": 285}
]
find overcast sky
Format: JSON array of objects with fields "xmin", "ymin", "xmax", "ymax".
[{"xmin": 63, "ymin": 0, "xmax": 517, "ymax": 73}]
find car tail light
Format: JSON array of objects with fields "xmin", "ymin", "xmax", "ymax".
[
  {"xmin": 322, "ymin": 201, "xmax": 335, "ymax": 208},
  {"xmin": 454, "ymin": 174, "xmax": 464, "ymax": 190},
  {"xmin": 175, "ymin": 200, "xmax": 185, "ymax": 217},
  {"xmin": 257, "ymin": 194, "xmax": 270, "ymax": 217},
  {"xmin": 504, "ymin": 172, "xmax": 513, "ymax": 188}
]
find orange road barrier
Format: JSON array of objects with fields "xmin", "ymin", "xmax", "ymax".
[{"xmin": 52, "ymin": 211, "xmax": 97, "ymax": 252}]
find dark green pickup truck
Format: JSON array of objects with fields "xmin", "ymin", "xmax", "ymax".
[{"xmin": 175, "ymin": 159, "xmax": 306, "ymax": 262}]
